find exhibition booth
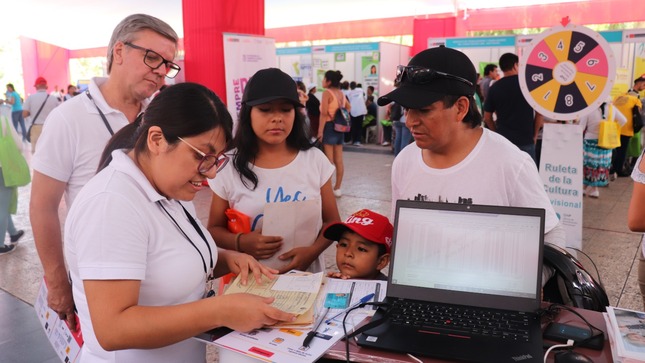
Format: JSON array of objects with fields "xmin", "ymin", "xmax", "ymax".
[{"xmin": 277, "ymin": 42, "xmax": 411, "ymax": 142}]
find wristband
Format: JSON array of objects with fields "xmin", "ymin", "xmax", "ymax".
[{"xmin": 234, "ymin": 232, "xmax": 243, "ymax": 252}]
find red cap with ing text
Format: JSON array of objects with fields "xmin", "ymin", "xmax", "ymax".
[{"xmin": 323, "ymin": 209, "xmax": 393, "ymax": 253}]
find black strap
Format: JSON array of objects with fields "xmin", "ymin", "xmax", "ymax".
[
  {"xmin": 31, "ymin": 94, "xmax": 50, "ymax": 125},
  {"xmin": 85, "ymin": 90, "xmax": 115, "ymax": 136},
  {"xmin": 180, "ymin": 203, "xmax": 212, "ymax": 255},
  {"xmin": 157, "ymin": 201, "xmax": 214, "ymax": 278}
]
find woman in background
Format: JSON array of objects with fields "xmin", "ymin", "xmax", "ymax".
[
  {"xmin": 305, "ymin": 83, "xmax": 320, "ymax": 141},
  {"xmin": 0, "ymin": 114, "xmax": 25, "ymax": 254},
  {"xmin": 318, "ymin": 70, "xmax": 350, "ymax": 197},
  {"xmin": 579, "ymin": 101, "xmax": 626, "ymax": 198}
]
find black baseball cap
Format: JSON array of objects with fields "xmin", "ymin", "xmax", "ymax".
[
  {"xmin": 635, "ymin": 74, "xmax": 645, "ymax": 84},
  {"xmin": 378, "ymin": 46, "xmax": 477, "ymax": 109},
  {"xmin": 242, "ymin": 68, "xmax": 303, "ymax": 107}
]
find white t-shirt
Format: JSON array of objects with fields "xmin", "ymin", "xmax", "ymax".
[
  {"xmin": 22, "ymin": 89, "xmax": 61, "ymax": 125},
  {"xmin": 578, "ymin": 104, "xmax": 627, "ymax": 140},
  {"xmin": 391, "ymin": 128, "xmax": 559, "ymax": 234},
  {"xmin": 209, "ymin": 148, "xmax": 334, "ymax": 272},
  {"xmin": 32, "ymin": 77, "xmax": 148, "ymax": 207},
  {"xmin": 347, "ymin": 88, "xmax": 367, "ymax": 117},
  {"xmin": 65, "ymin": 150, "xmax": 215, "ymax": 363}
]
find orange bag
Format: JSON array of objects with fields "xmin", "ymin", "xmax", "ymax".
[
  {"xmin": 219, "ymin": 209, "xmax": 252, "ymax": 295},
  {"xmin": 225, "ymin": 208, "xmax": 251, "ymax": 234}
]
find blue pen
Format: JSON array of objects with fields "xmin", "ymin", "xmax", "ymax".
[{"xmin": 325, "ymin": 293, "xmax": 375, "ymax": 324}]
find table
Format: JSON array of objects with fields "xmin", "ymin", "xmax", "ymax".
[{"xmin": 322, "ymin": 304, "xmax": 613, "ymax": 363}]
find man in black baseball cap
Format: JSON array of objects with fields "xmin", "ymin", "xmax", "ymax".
[
  {"xmin": 382, "ymin": 46, "xmax": 566, "ymax": 278},
  {"xmin": 378, "ymin": 46, "xmax": 477, "ymax": 110},
  {"xmin": 379, "ymin": 46, "xmax": 483, "ymax": 157},
  {"xmin": 629, "ymin": 74, "xmax": 645, "ymax": 96}
]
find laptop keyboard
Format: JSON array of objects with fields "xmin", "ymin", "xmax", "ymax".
[{"xmin": 389, "ymin": 300, "xmax": 531, "ymax": 342}]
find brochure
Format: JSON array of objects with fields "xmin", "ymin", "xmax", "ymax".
[
  {"xmin": 606, "ymin": 306, "xmax": 645, "ymax": 362},
  {"xmin": 34, "ymin": 278, "xmax": 84, "ymax": 363}
]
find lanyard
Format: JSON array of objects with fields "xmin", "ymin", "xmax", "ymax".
[
  {"xmin": 157, "ymin": 201, "xmax": 214, "ymax": 279},
  {"xmin": 86, "ymin": 90, "xmax": 115, "ymax": 136}
]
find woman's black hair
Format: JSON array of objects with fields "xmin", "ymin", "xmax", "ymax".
[
  {"xmin": 324, "ymin": 70, "xmax": 343, "ymax": 88},
  {"xmin": 97, "ymin": 82, "xmax": 233, "ymax": 172},
  {"xmin": 232, "ymin": 102, "xmax": 313, "ymax": 190},
  {"xmin": 442, "ymin": 94, "xmax": 482, "ymax": 129},
  {"xmin": 295, "ymin": 80, "xmax": 306, "ymax": 93}
]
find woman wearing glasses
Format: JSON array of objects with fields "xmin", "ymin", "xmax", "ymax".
[
  {"xmin": 64, "ymin": 83, "xmax": 295, "ymax": 363},
  {"xmin": 208, "ymin": 68, "xmax": 341, "ymax": 274}
]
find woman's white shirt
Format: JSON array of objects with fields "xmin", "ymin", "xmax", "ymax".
[
  {"xmin": 65, "ymin": 150, "xmax": 215, "ymax": 363},
  {"xmin": 209, "ymin": 148, "xmax": 334, "ymax": 272}
]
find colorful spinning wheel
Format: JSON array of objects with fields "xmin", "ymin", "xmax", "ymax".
[{"xmin": 519, "ymin": 23, "xmax": 615, "ymax": 120}]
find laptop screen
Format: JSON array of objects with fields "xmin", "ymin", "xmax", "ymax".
[{"xmin": 389, "ymin": 201, "xmax": 544, "ymax": 311}]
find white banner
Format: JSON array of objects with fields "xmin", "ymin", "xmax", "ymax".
[
  {"xmin": 539, "ymin": 123, "xmax": 583, "ymax": 249},
  {"xmin": 223, "ymin": 33, "xmax": 276, "ymax": 127},
  {"xmin": 623, "ymin": 29, "xmax": 645, "ymax": 43}
]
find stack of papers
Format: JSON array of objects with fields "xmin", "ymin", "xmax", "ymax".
[
  {"xmin": 604, "ymin": 306, "xmax": 645, "ymax": 362},
  {"xmin": 195, "ymin": 276, "xmax": 386, "ymax": 363}
]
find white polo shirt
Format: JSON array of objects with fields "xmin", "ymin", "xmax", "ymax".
[
  {"xmin": 32, "ymin": 77, "xmax": 149, "ymax": 207},
  {"xmin": 22, "ymin": 89, "xmax": 61, "ymax": 125},
  {"xmin": 65, "ymin": 150, "xmax": 216, "ymax": 363}
]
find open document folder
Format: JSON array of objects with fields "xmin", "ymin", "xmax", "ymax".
[
  {"xmin": 224, "ymin": 271, "xmax": 323, "ymax": 324},
  {"xmin": 196, "ymin": 278, "xmax": 386, "ymax": 363}
]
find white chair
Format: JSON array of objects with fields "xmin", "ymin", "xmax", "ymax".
[{"xmin": 364, "ymin": 125, "xmax": 377, "ymax": 144}]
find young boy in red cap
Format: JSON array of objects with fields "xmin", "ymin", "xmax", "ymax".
[{"xmin": 323, "ymin": 209, "xmax": 393, "ymax": 280}]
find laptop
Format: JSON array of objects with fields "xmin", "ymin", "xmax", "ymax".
[{"xmin": 356, "ymin": 200, "xmax": 545, "ymax": 363}]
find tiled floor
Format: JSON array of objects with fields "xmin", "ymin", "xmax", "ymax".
[{"xmin": 0, "ymin": 143, "xmax": 643, "ymax": 362}]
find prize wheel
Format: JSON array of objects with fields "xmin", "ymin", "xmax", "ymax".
[{"xmin": 519, "ymin": 23, "xmax": 615, "ymax": 121}]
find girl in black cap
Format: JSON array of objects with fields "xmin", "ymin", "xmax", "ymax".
[{"xmin": 207, "ymin": 68, "xmax": 341, "ymax": 274}]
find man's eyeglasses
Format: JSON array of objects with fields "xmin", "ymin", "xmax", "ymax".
[
  {"xmin": 395, "ymin": 65, "xmax": 474, "ymax": 88},
  {"xmin": 124, "ymin": 42, "xmax": 181, "ymax": 78},
  {"xmin": 177, "ymin": 137, "xmax": 228, "ymax": 174}
]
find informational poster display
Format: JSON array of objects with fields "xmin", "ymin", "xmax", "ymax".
[
  {"xmin": 446, "ymin": 36, "xmax": 515, "ymax": 49},
  {"xmin": 539, "ymin": 124, "xmax": 583, "ymax": 249},
  {"xmin": 361, "ymin": 53, "xmax": 380, "ymax": 92},
  {"xmin": 632, "ymin": 41, "xmax": 645, "ymax": 83},
  {"xmin": 612, "ymin": 67, "xmax": 631, "ymax": 97},
  {"xmin": 519, "ymin": 22, "xmax": 616, "ymax": 121},
  {"xmin": 223, "ymin": 33, "xmax": 276, "ymax": 125},
  {"xmin": 276, "ymin": 46, "xmax": 312, "ymax": 83}
]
